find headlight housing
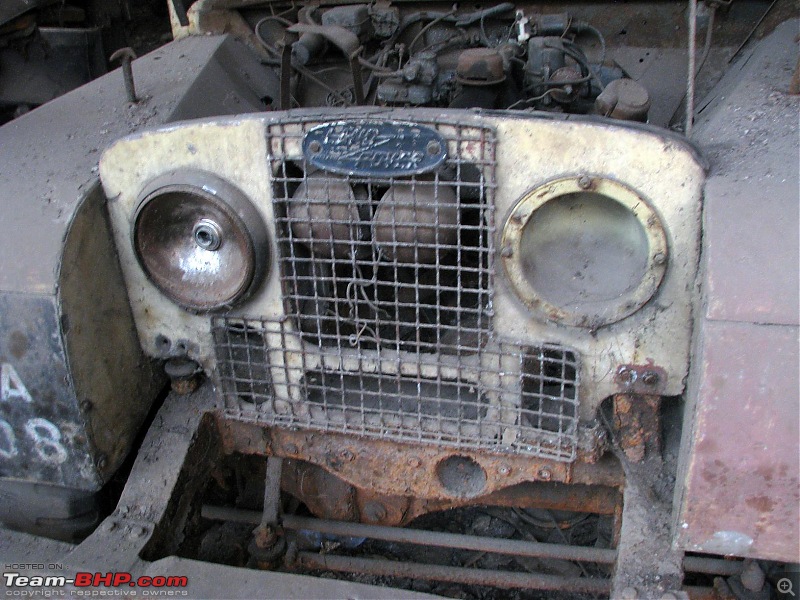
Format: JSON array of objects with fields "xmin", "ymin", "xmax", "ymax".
[
  {"xmin": 132, "ymin": 171, "xmax": 269, "ymax": 312},
  {"xmin": 501, "ymin": 175, "xmax": 668, "ymax": 328}
]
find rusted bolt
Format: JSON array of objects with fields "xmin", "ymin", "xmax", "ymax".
[
  {"xmin": 308, "ymin": 140, "xmax": 322, "ymax": 154},
  {"xmin": 362, "ymin": 501, "xmax": 387, "ymax": 523},
  {"xmin": 426, "ymin": 140, "xmax": 441, "ymax": 155},
  {"xmin": 165, "ymin": 357, "xmax": 201, "ymax": 395},
  {"xmin": 501, "ymin": 245, "xmax": 514, "ymax": 258},
  {"xmin": 340, "ymin": 449, "xmax": 355, "ymax": 462},
  {"xmin": 285, "ymin": 443, "xmax": 299, "ymax": 455},
  {"xmin": 577, "ymin": 175, "xmax": 593, "ymax": 190},
  {"xmin": 129, "ymin": 526, "xmax": 148, "ymax": 539},
  {"xmin": 109, "ymin": 47, "xmax": 138, "ymax": 103},
  {"xmin": 510, "ymin": 213, "xmax": 523, "ymax": 224},
  {"xmin": 653, "ymin": 252, "xmax": 667, "ymax": 266},
  {"xmin": 642, "ymin": 371, "xmax": 660, "ymax": 386},
  {"xmin": 408, "ymin": 457, "xmax": 422, "ymax": 468},
  {"xmin": 253, "ymin": 524, "xmax": 278, "ymax": 549},
  {"xmin": 537, "ymin": 467, "xmax": 552, "ymax": 481},
  {"xmin": 498, "ymin": 464, "xmax": 511, "ymax": 476},
  {"xmin": 617, "ymin": 368, "xmax": 636, "ymax": 385}
]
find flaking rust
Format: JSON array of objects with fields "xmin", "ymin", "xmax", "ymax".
[{"xmin": 613, "ymin": 394, "xmax": 661, "ymax": 463}]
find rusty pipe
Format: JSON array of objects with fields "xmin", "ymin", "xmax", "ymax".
[
  {"xmin": 202, "ymin": 505, "xmax": 617, "ymax": 564},
  {"xmin": 296, "ymin": 552, "xmax": 612, "ymax": 595},
  {"xmin": 202, "ymin": 504, "xmax": 747, "ymax": 579}
]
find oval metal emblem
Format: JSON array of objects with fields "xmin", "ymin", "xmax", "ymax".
[{"xmin": 303, "ymin": 121, "xmax": 447, "ymax": 177}]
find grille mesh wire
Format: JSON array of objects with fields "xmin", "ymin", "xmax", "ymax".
[{"xmin": 213, "ymin": 119, "xmax": 579, "ymax": 461}]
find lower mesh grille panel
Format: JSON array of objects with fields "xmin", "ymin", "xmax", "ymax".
[
  {"xmin": 214, "ymin": 318, "xmax": 580, "ymax": 461},
  {"xmin": 214, "ymin": 118, "xmax": 579, "ymax": 461}
]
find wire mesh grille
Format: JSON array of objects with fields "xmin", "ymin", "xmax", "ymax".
[{"xmin": 214, "ymin": 118, "xmax": 580, "ymax": 461}]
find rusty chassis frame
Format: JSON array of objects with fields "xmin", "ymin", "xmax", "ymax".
[{"xmin": 6, "ymin": 382, "xmax": 738, "ymax": 599}]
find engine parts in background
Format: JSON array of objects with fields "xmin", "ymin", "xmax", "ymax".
[{"xmin": 196, "ymin": 1, "xmax": 647, "ymax": 121}]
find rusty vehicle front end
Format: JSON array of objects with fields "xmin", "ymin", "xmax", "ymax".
[{"xmin": 0, "ymin": 1, "xmax": 797, "ymax": 598}]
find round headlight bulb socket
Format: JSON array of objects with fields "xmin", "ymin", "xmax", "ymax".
[
  {"xmin": 501, "ymin": 175, "xmax": 668, "ymax": 328},
  {"xmin": 193, "ymin": 218, "xmax": 223, "ymax": 251},
  {"xmin": 133, "ymin": 170, "xmax": 270, "ymax": 313}
]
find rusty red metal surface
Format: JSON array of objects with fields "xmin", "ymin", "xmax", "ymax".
[
  {"xmin": 218, "ymin": 417, "xmax": 623, "ymax": 526},
  {"xmin": 217, "ymin": 418, "xmax": 575, "ymax": 500},
  {"xmin": 678, "ymin": 19, "xmax": 800, "ymax": 563},
  {"xmin": 678, "ymin": 321, "xmax": 800, "ymax": 561},
  {"xmin": 613, "ymin": 394, "xmax": 661, "ymax": 462}
]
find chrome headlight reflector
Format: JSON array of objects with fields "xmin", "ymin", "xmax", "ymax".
[{"xmin": 133, "ymin": 172, "xmax": 269, "ymax": 312}]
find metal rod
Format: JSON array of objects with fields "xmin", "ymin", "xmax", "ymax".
[
  {"xmin": 686, "ymin": 0, "xmax": 698, "ymax": 136},
  {"xmin": 280, "ymin": 41, "xmax": 292, "ymax": 110},
  {"xmin": 203, "ymin": 505, "xmax": 616, "ymax": 564},
  {"xmin": 296, "ymin": 552, "xmax": 612, "ymax": 595},
  {"xmin": 683, "ymin": 556, "xmax": 744, "ymax": 576},
  {"xmin": 203, "ymin": 504, "xmax": 746, "ymax": 578},
  {"xmin": 109, "ymin": 48, "xmax": 138, "ymax": 103},
  {"xmin": 695, "ymin": 4, "xmax": 717, "ymax": 76},
  {"xmin": 348, "ymin": 52, "xmax": 366, "ymax": 105},
  {"xmin": 261, "ymin": 457, "xmax": 283, "ymax": 526}
]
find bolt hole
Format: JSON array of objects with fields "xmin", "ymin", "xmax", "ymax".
[
  {"xmin": 156, "ymin": 335, "xmax": 171, "ymax": 353},
  {"xmin": 436, "ymin": 455, "xmax": 487, "ymax": 498}
]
